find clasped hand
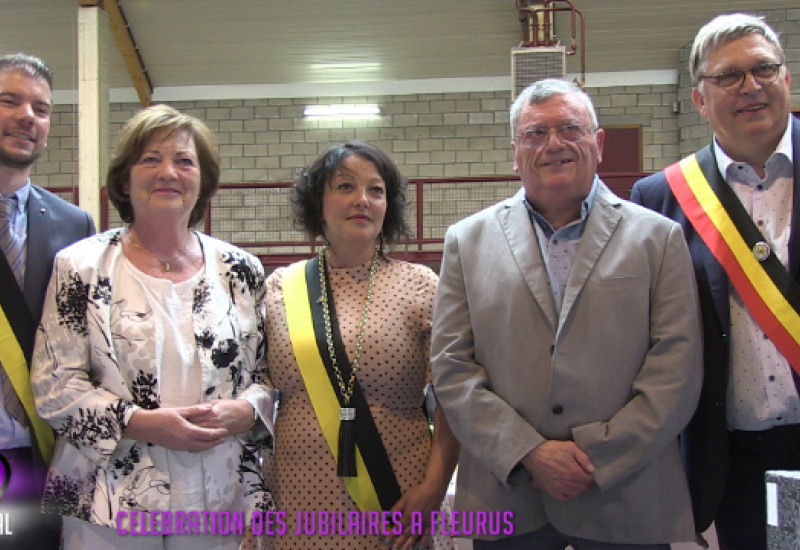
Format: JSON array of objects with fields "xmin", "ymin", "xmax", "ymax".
[
  {"xmin": 523, "ymin": 440, "xmax": 595, "ymax": 501},
  {"xmin": 125, "ymin": 400, "xmax": 255, "ymax": 452}
]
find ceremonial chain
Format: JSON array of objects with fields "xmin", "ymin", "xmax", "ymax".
[{"xmin": 318, "ymin": 247, "xmax": 381, "ymax": 410}]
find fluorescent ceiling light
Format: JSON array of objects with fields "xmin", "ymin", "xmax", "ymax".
[
  {"xmin": 308, "ymin": 62, "xmax": 381, "ymax": 72},
  {"xmin": 303, "ymin": 104, "xmax": 381, "ymax": 117}
]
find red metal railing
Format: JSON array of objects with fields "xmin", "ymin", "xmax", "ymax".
[{"xmin": 49, "ymin": 172, "xmax": 647, "ymax": 270}]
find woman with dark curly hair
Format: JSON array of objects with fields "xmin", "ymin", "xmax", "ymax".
[
  {"xmin": 31, "ymin": 104, "xmax": 275, "ymax": 549},
  {"xmin": 244, "ymin": 141, "xmax": 458, "ymax": 550}
]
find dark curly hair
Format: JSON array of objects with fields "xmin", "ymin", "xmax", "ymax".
[
  {"xmin": 292, "ymin": 141, "xmax": 410, "ymax": 245},
  {"xmin": 106, "ymin": 104, "xmax": 220, "ymax": 227}
]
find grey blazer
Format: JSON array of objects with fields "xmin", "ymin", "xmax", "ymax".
[{"xmin": 431, "ymin": 182, "xmax": 703, "ymax": 544}]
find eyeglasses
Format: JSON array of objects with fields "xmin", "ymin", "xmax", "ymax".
[
  {"xmin": 514, "ymin": 124, "xmax": 594, "ymax": 148},
  {"xmin": 697, "ymin": 62, "xmax": 783, "ymax": 91}
]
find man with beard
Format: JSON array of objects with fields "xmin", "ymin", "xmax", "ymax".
[{"xmin": 0, "ymin": 53, "xmax": 94, "ymax": 548}]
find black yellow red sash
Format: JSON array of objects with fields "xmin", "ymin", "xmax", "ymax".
[
  {"xmin": 282, "ymin": 258, "xmax": 401, "ymax": 511},
  {"xmin": 0, "ymin": 250, "xmax": 55, "ymax": 463},
  {"xmin": 665, "ymin": 149, "xmax": 800, "ymax": 374}
]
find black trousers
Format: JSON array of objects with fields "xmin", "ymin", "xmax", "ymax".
[{"xmin": 716, "ymin": 424, "xmax": 800, "ymax": 550}]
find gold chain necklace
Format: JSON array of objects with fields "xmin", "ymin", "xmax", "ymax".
[
  {"xmin": 319, "ymin": 246, "xmax": 380, "ymax": 408},
  {"xmin": 127, "ymin": 230, "xmax": 190, "ymax": 272},
  {"xmin": 318, "ymin": 246, "xmax": 380, "ymax": 476}
]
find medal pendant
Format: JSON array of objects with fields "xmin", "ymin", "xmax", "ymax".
[{"xmin": 752, "ymin": 241, "xmax": 771, "ymax": 262}]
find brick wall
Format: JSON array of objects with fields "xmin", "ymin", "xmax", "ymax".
[
  {"xmin": 30, "ymin": 8, "xmax": 800, "ymax": 255},
  {"xmin": 32, "ymin": 86, "xmax": 677, "ymax": 248},
  {"xmin": 34, "ymin": 84, "xmax": 685, "ymax": 189}
]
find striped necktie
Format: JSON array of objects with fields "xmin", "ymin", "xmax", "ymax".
[
  {"xmin": 0, "ymin": 196, "xmax": 25, "ymax": 287},
  {"xmin": 0, "ymin": 195, "xmax": 27, "ymax": 424}
]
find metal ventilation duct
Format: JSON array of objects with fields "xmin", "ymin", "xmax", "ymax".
[{"xmin": 511, "ymin": 46, "xmax": 566, "ymax": 99}]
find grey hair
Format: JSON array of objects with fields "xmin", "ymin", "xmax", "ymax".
[
  {"xmin": 690, "ymin": 13, "xmax": 784, "ymax": 86},
  {"xmin": 509, "ymin": 78, "xmax": 598, "ymax": 137}
]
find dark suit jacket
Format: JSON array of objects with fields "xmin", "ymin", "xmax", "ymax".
[
  {"xmin": 17, "ymin": 184, "xmax": 95, "ymax": 457},
  {"xmin": 23, "ymin": 184, "xmax": 96, "ymax": 326},
  {"xmin": 629, "ymin": 115, "xmax": 800, "ymax": 532},
  {"xmin": 1, "ymin": 183, "xmax": 94, "ymax": 549}
]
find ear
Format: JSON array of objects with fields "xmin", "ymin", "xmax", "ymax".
[
  {"xmin": 692, "ymin": 87, "xmax": 709, "ymax": 119},
  {"xmin": 594, "ymin": 128, "xmax": 605, "ymax": 165},
  {"xmin": 511, "ymin": 140, "xmax": 520, "ymax": 174}
]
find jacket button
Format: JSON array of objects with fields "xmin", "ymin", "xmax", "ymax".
[
  {"xmin": 552, "ymin": 405, "xmax": 563, "ymax": 415},
  {"xmin": 549, "ymin": 345, "xmax": 555, "ymax": 355}
]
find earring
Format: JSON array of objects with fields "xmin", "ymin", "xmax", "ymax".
[
  {"xmin": 319, "ymin": 220, "xmax": 329, "ymax": 247},
  {"xmin": 378, "ymin": 230, "xmax": 386, "ymax": 254}
]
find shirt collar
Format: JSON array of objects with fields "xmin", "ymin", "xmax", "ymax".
[
  {"xmin": 523, "ymin": 176, "xmax": 599, "ymax": 235},
  {"xmin": 713, "ymin": 114, "xmax": 794, "ymax": 177},
  {"xmin": 0, "ymin": 181, "xmax": 31, "ymax": 214}
]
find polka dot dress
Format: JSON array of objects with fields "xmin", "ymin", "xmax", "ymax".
[{"xmin": 244, "ymin": 257, "xmax": 451, "ymax": 549}]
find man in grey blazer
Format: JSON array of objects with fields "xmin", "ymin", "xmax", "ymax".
[
  {"xmin": 431, "ymin": 79, "xmax": 703, "ymax": 549},
  {"xmin": 0, "ymin": 53, "xmax": 95, "ymax": 549}
]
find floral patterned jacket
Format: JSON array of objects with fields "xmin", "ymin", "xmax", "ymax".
[{"xmin": 31, "ymin": 228, "xmax": 275, "ymax": 528}]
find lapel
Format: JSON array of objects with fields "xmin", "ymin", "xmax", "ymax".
[
  {"xmin": 23, "ymin": 186, "xmax": 53, "ymax": 321},
  {"xmin": 192, "ymin": 232, "xmax": 216, "ymax": 373},
  {"xmin": 558, "ymin": 182, "xmax": 620, "ymax": 334},
  {"xmin": 787, "ymin": 116, "xmax": 800, "ymax": 279},
  {"xmin": 701, "ymin": 240, "xmax": 729, "ymax": 330},
  {"xmin": 497, "ymin": 190, "xmax": 558, "ymax": 332},
  {"xmin": 693, "ymin": 145, "xmax": 731, "ymax": 329}
]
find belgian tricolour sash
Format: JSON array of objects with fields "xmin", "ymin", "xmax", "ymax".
[
  {"xmin": 665, "ymin": 149, "xmax": 800, "ymax": 374},
  {"xmin": 0, "ymin": 249, "xmax": 55, "ymax": 463},
  {"xmin": 282, "ymin": 258, "xmax": 401, "ymax": 511}
]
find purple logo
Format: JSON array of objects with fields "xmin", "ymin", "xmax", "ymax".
[{"xmin": 0, "ymin": 454, "xmax": 10, "ymax": 501}]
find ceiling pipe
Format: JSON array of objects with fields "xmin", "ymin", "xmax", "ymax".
[{"xmin": 516, "ymin": 0, "xmax": 586, "ymax": 86}]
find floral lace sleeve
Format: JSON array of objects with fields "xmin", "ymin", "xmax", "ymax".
[{"xmin": 31, "ymin": 251, "xmax": 137, "ymax": 466}]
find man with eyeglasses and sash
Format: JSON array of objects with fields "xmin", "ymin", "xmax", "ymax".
[
  {"xmin": 431, "ymin": 77, "xmax": 702, "ymax": 549},
  {"xmin": 0, "ymin": 53, "xmax": 94, "ymax": 548},
  {"xmin": 632, "ymin": 13, "xmax": 797, "ymax": 550}
]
